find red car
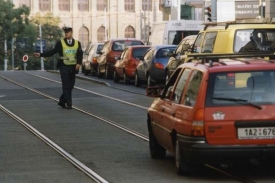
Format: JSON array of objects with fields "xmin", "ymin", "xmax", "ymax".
[
  {"xmin": 113, "ymin": 45, "xmax": 151, "ymax": 84},
  {"xmin": 97, "ymin": 38, "xmax": 144, "ymax": 79}
]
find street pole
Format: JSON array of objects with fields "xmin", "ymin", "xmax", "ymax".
[
  {"xmin": 39, "ymin": 24, "xmax": 44, "ymax": 71},
  {"xmin": 11, "ymin": 0, "xmax": 14, "ymax": 70},
  {"xmin": 11, "ymin": 37, "xmax": 14, "ymax": 70},
  {"xmin": 4, "ymin": 39, "xmax": 8, "ymax": 71}
]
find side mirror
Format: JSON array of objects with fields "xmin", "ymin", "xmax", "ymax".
[{"xmin": 146, "ymin": 86, "xmax": 162, "ymax": 97}]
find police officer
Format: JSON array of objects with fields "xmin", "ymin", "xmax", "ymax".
[{"xmin": 34, "ymin": 26, "xmax": 83, "ymax": 109}]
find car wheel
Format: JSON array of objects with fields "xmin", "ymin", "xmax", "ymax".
[
  {"xmin": 105, "ymin": 65, "xmax": 112, "ymax": 79},
  {"xmin": 147, "ymin": 75, "xmax": 154, "ymax": 87},
  {"xmin": 124, "ymin": 72, "xmax": 130, "ymax": 85},
  {"xmin": 113, "ymin": 71, "xmax": 120, "ymax": 83},
  {"xmin": 82, "ymin": 65, "xmax": 85, "ymax": 74},
  {"xmin": 97, "ymin": 65, "xmax": 103, "ymax": 78},
  {"xmin": 135, "ymin": 72, "xmax": 141, "ymax": 87},
  {"xmin": 149, "ymin": 130, "xmax": 166, "ymax": 159},
  {"xmin": 175, "ymin": 139, "xmax": 192, "ymax": 175},
  {"xmin": 84, "ymin": 68, "xmax": 89, "ymax": 75}
]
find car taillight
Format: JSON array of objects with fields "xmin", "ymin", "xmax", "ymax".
[
  {"xmin": 191, "ymin": 109, "xmax": 204, "ymax": 136},
  {"xmin": 93, "ymin": 57, "xmax": 97, "ymax": 63},
  {"xmin": 154, "ymin": 63, "xmax": 164, "ymax": 70}
]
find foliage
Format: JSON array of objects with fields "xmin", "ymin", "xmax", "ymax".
[{"xmin": 0, "ymin": 1, "xmax": 63, "ymax": 70}]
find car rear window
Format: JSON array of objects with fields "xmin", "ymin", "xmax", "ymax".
[
  {"xmin": 112, "ymin": 41, "xmax": 144, "ymax": 51},
  {"xmin": 205, "ymin": 71, "xmax": 275, "ymax": 107},
  {"xmin": 235, "ymin": 29, "xmax": 275, "ymax": 52},
  {"xmin": 156, "ymin": 47, "xmax": 176, "ymax": 58}
]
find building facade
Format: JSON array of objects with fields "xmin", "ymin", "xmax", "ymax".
[{"xmin": 13, "ymin": 0, "xmax": 166, "ymax": 49}]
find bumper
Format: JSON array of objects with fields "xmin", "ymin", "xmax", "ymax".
[{"xmin": 178, "ymin": 134, "xmax": 275, "ymax": 163}]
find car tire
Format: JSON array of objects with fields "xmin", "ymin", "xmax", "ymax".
[
  {"xmin": 135, "ymin": 72, "xmax": 141, "ymax": 87},
  {"xmin": 105, "ymin": 65, "xmax": 112, "ymax": 79},
  {"xmin": 84, "ymin": 69, "xmax": 89, "ymax": 76},
  {"xmin": 147, "ymin": 75, "xmax": 154, "ymax": 87},
  {"xmin": 82, "ymin": 65, "xmax": 85, "ymax": 74},
  {"xmin": 113, "ymin": 71, "xmax": 120, "ymax": 83},
  {"xmin": 97, "ymin": 66, "xmax": 103, "ymax": 78},
  {"xmin": 124, "ymin": 72, "xmax": 130, "ymax": 85},
  {"xmin": 175, "ymin": 139, "xmax": 192, "ymax": 175},
  {"xmin": 149, "ymin": 130, "xmax": 166, "ymax": 159}
]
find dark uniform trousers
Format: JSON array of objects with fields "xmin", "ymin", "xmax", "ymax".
[{"xmin": 59, "ymin": 65, "xmax": 76, "ymax": 105}]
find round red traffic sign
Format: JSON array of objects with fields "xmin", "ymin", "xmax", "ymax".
[{"xmin": 22, "ymin": 55, "xmax": 28, "ymax": 62}]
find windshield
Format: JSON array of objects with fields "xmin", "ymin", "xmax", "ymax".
[
  {"xmin": 235, "ymin": 29, "xmax": 275, "ymax": 52},
  {"xmin": 205, "ymin": 71, "xmax": 275, "ymax": 107}
]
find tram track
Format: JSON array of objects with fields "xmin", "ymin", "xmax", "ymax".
[
  {"xmin": 0, "ymin": 72, "xmax": 262, "ymax": 183},
  {"xmin": 0, "ymin": 103, "xmax": 108, "ymax": 183}
]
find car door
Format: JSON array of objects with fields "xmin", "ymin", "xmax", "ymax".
[
  {"xmin": 150, "ymin": 68, "xmax": 183, "ymax": 146},
  {"xmin": 97, "ymin": 41, "xmax": 110, "ymax": 67},
  {"xmin": 116, "ymin": 48, "xmax": 128, "ymax": 77},
  {"xmin": 160, "ymin": 68, "xmax": 192, "ymax": 152},
  {"xmin": 137, "ymin": 48, "xmax": 154, "ymax": 80}
]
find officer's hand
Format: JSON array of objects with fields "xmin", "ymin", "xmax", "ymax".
[
  {"xmin": 33, "ymin": 53, "xmax": 40, "ymax": 58},
  {"xmin": 76, "ymin": 64, "xmax": 81, "ymax": 71}
]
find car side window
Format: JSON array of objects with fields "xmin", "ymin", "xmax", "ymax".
[
  {"xmin": 183, "ymin": 70, "xmax": 203, "ymax": 106},
  {"xmin": 201, "ymin": 32, "xmax": 217, "ymax": 53},
  {"xmin": 163, "ymin": 69, "xmax": 182, "ymax": 99},
  {"xmin": 171, "ymin": 68, "xmax": 191, "ymax": 103},
  {"xmin": 192, "ymin": 33, "xmax": 204, "ymax": 53},
  {"xmin": 175, "ymin": 40, "xmax": 185, "ymax": 54}
]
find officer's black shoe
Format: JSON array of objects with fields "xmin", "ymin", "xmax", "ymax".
[
  {"xmin": 58, "ymin": 101, "xmax": 66, "ymax": 108},
  {"xmin": 65, "ymin": 103, "xmax": 72, "ymax": 109}
]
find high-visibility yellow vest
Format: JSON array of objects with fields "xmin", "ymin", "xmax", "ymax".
[{"xmin": 60, "ymin": 39, "xmax": 79, "ymax": 65}]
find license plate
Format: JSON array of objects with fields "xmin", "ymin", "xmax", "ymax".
[{"xmin": 238, "ymin": 127, "xmax": 275, "ymax": 139}]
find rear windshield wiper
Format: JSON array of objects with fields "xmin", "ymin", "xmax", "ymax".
[{"xmin": 212, "ymin": 97, "xmax": 262, "ymax": 110}]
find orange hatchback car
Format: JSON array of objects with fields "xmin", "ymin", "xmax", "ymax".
[
  {"xmin": 114, "ymin": 45, "xmax": 151, "ymax": 84},
  {"xmin": 146, "ymin": 53, "xmax": 275, "ymax": 175}
]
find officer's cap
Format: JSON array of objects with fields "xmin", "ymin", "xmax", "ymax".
[{"xmin": 62, "ymin": 26, "xmax": 73, "ymax": 33}]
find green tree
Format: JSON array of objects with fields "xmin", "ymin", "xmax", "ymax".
[
  {"xmin": 0, "ymin": 0, "xmax": 30, "ymax": 70},
  {"xmin": 30, "ymin": 12, "xmax": 63, "ymax": 70}
]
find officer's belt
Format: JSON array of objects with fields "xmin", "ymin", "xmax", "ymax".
[{"xmin": 59, "ymin": 56, "xmax": 69, "ymax": 60}]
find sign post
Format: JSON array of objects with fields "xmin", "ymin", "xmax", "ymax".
[{"xmin": 22, "ymin": 55, "xmax": 28, "ymax": 71}]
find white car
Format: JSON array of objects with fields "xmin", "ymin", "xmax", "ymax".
[{"xmin": 82, "ymin": 42, "xmax": 104, "ymax": 76}]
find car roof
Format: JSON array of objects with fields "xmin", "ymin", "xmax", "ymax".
[
  {"xmin": 178, "ymin": 55, "xmax": 275, "ymax": 73},
  {"xmin": 127, "ymin": 45, "xmax": 151, "ymax": 48},
  {"xmin": 109, "ymin": 38, "xmax": 144, "ymax": 41},
  {"xmin": 152, "ymin": 45, "xmax": 177, "ymax": 49}
]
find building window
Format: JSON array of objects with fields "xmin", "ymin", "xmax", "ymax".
[
  {"xmin": 59, "ymin": 0, "xmax": 70, "ymax": 11},
  {"xmin": 159, "ymin": 0, "xmax": 164, "ymax": 11},
  {"xmin": 78, "ymin": 26, "xmax": 89, "ymax": 50},
  {"xmin": 125, "ymin": 26, "xmax": 135, "ymax": 38},
  {"xmin": 97, "ymin": 26, "xmax": 106, "ymax": 42},
  {"xmin": 97, "ymin": 0, "xmax": 108, "ymax": 11},
  {"xmin": 39, "ymin": 0, "xmax": 51, "ymax": 11},
  {"xmin": 142, "ymin": 0, "xmax": 152, "ymax": 11},
  {"xmin": 19, "ymin": 0, "xmax": 30, "ymax": 7},
  {"xmin": 78, "ymin": 0, "xmax": 89, "ymax": 11},
  {"xmin": 125, "ymin": 0, "xmax": 135, "ymax": 11}
]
